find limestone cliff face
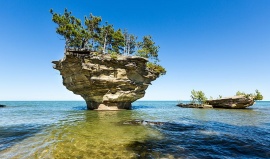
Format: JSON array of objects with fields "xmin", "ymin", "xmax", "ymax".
[
  {"xmin": 52, "ymin": 51, "xmax": 159, "ymax": 110},
  {"xmin": 206, "ymin": 96, "xmax": 255, "ymax": 109}
]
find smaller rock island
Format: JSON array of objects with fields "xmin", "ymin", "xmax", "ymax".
[
  {"xmin": 177, "ymin": 90, "xmax": 263, "ymax": 109},
  {"xmin": 206, "ymin": 96, "xmax": 255, "ymax": 108},
  {"xmin": 177, "ymin": 96, "xmax": 255, "ymax": 109}
]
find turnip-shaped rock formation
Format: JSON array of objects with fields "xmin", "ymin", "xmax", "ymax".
[{"xmin": 52, "ymin": 51, "xmax": 161, "ymax": 110}]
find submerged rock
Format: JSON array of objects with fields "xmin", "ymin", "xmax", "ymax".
[
  {"xmin": 122, "ymin": 120, "xmax": 165, "ymax": 126},
  {"xmin": 52, "ymin": 51, "xmax": 159, "ymax": 110},
  {"xmin": 0, "ymin": 104, "xmax": 6, "ymax": 108},
  {"xmin": 206, "ymin": 96, "xmax": 255, "ymax": 109},
  {"xmin": 177, "ymin": 103, "xmax": 213, "ymax": 108}
]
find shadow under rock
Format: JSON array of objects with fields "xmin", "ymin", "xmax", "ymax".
[{"xmin": 72, "ymin": 105, "xmax": 88, "ymax": 111}]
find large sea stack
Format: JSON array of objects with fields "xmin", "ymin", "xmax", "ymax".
[{"xmin": 52, "ymin": 51, "xmax": 160, "ymax": 110}]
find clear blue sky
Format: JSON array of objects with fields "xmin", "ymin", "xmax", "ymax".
[{"xmin": 0, "ymin": 0, "xmax": 269, "ymax": 101}]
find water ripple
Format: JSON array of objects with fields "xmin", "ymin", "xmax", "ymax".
[{"xmin": 0, "ymin": 101, "xmax": 269, "ymax": 158}]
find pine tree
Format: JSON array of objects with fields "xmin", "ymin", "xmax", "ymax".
[
  {"xmin": 122, "ymin": 30, "xmax": 137, "ymax": 55},
  {"xmin": 98, "ymin": 22, "xmax": 114, "ymax": 53},
  {"xmin": 190, "ymin": 90, "xmax": 207, "ymax": 104},
  {"xmin": 254, "ymin": 89, "xmax": 263, "ymax": 100},
  {"xmin": 112, "ymin": 29, "xmax": 125, "ymax": 54},
  {"xmin": 84, "ymin": 14, "xmax": 102, "ymax": 51},
  {"xmin": 50, "ymin": 9, "xmax": 90, "ymax": 50},
  {"xmin": 137, "ymin": 36, "xmax": 160, "ymax": 62}
]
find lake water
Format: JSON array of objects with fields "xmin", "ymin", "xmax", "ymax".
[{"xmin": 0, "ymin": 101, "xmax": 269, "ymax": 158}]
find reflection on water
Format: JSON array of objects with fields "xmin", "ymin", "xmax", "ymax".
[{"xmin": 0, "ymin": 101, "xmax": 270, "ymax": 158}]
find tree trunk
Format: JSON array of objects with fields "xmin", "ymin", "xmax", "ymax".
[
  {"xmin": 103, "ymin": 33, "xmax": 107, "ymax": 53},
  {"xmin": 123, "ymin": 39, "xmax": 126, "ymax": 55},
  {"xmin": 127, "ymin": 36, "xmax": 130, "ymax": 55}
]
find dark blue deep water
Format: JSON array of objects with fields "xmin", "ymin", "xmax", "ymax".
[{"xmin": 0, "ymin": 101, "xmax": 270, "ymax": 158}]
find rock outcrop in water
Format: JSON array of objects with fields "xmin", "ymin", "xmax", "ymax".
[
  {"xmin": 177, "ymin": 103, "xmax": 213, "ymax": 108},
  {"xmin": 177, "ymin": 96, "xmax": 255, "ymax": 109},
  {"xmin": 122, "ymin": 120, "xmax": 165, "ymax": 126},
  {"xmin": 206, "ymin": 96, "xmax": 255, "ymax": 109},
  {"xmin": 52, "ymin": 51, "xmax": 160, "ymax": 110}
]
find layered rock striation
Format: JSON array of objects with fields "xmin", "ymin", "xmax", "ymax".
[
  {"xmin": 52, "ymin": 51, "xmax": 159, "ymax": 110},
  {"xmin": 206, "ymin": 96, "xmax": 255, "ymax": 109}
]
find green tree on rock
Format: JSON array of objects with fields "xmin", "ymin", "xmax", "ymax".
[
  {"xmin": 236, "ymin": 91, "xmax": 246, "ymax": 96},
  {"xmin": 254, "ymin": 89, "xmax": 263, "ymax": 100},
  {"xmin": 98, "ymin": 22, "xmax": 114, "ymax": 53},
  {"xmin": 235, "ymin": 90, "xmax": 263, "ymax": 100},
  {"xmin": 50, "ymin": 9, "xmax": 90, "ymax": 50},
  {"xmin": 84, "ymin": 13, "xmax": 102, "ymax": 51},
  {"xmin": 137, "ymin": 36, "xmax": 160, "ymax": 63},
  {"xmin": 123, "ymin": 30, "xmax": 137, "ymax": 56},
  {"xmin": 112, "ymin": 29, "xmax": 125, "ymax": 54},
  {"xmin": 50, "ymin": 9, "xmax": 166, "ymax": 77},
  {"xmin": 191, "ymin": 90, "xmax": 207, "ymax": 104},
  {"xmin": 146, "ymin": 62, "xmax": 166, "ymax": 76}
]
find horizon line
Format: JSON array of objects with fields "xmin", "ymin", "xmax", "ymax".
[{"xmin": 1, "ymin": 100, "xmax": 270, "ymax": 102}]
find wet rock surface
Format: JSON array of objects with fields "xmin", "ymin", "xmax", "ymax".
[
  {"xmin": 122, "ymin": 120, "xmax": 165, "ymax": 126},
  {"xmin": 177, "ymin": 103, "xmax": 213, "ymax": 108}
]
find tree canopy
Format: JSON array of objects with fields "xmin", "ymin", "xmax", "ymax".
[
  {"xmin": 254, "ymin": 89, "xmax": 263, "ymax": 100},
  {"xmin": 190, "ymin": 90, "xmax": 207, "ymax": 104},
  {"xmin": 50, "ymin": 9, "xmax": 90, "ymax": 49},
  {"xmin": 235, "ymin": 90, "xmax": 263, "ymax": 100},
  {"xmin": 50, "ymin": 9, "xmax": 166, "ymax": 75},
  {"xmin": 50, "ymin": 9, "xmax": 161, "ymax": 62}
]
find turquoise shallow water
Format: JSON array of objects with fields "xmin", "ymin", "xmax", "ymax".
[{"xmin": 0, "ymin": 101, "xmax": 270, "ymax": 158}]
